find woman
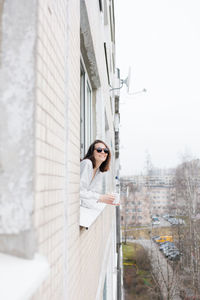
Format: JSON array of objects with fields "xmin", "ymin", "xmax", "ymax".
[{"xmin": 80, "ymin": 139, "xmax": 117, "ymax": 209}]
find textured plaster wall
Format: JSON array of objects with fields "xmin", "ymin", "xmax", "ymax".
[{"xmin": 0, "ymin": 0, "xmax": 37, "ymax": 239}]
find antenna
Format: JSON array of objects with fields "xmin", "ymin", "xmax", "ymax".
[
  {"xmin": 127, "ymin": 88, "xmax": 147, "ymax": 96},
  {"xmin": 122, "ymin": 67, "xmax": 131, "ymax": 93}
]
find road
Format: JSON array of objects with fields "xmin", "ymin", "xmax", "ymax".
[
  {"xmin": 154, "ymin": 216, "xmax": 171, "ymax": 227},
  {"xmin": 125, "ymin": 217, "xmax": 172, "ymax": 232},
  {"xmin": 128, "ymin": 239, "xmax": 182, "ymax": 300}
]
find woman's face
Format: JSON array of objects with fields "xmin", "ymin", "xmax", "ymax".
[{"xmin": 93, "ymin": 142, "xmax": 109, "ymax": 165}]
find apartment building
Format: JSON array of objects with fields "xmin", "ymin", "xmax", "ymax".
[
  {"xmin": 120, "ymin": 172, "xmax": 175, "ymax": 226},
  {"xmin": 120, "ymin": 181, "xmax": 151, "ymax": 226},
  {"xmin": 149, "ymin": 185, "xmax": 172, "ymax": 216},
  {"xmin": 0, "ymin": 1, "xmax": 122, "ymax": 300}
]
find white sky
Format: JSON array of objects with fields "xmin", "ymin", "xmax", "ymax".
[{"xmin": 115, "ymin": 0, "xmax": 200, "ymax": 176}]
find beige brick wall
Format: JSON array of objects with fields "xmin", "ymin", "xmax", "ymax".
[
  {"xmin": 67, "ymin": 205, "xmax": 116, "ymax": 300},
  {"xmin": 66, "ymin": 0, "xmax": 117, "ymax": 299},
  {"xmin": 79, "ymin": 207, "xmax": 116, "ymax": 300},
  {"xmin": 32, "ymin": 1, "xmax": 68, "ymax": 299},
  {"xmin": 65, "ymin": 0, "xmax": 81, "ymax": 298}
]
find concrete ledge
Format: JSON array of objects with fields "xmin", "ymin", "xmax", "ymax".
[
  {"xmin": 0, "ymin": 229, "xmax": 36, "ymax": 259},
  {"xmin": 80, "ymin": 204, "xmax": 106, "ymax": 229},
  {"xmin": 0, "ymin": 252, "xmax": 49, "ymax": 300}
]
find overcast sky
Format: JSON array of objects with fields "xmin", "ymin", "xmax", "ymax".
[{"xmin": 115, "ymin": 0, "xmax": 200, "ymax": 176}]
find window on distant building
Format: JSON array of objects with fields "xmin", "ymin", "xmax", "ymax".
[{"xmin": 80, "ymin": 60, "xmax": 93, "ymax": 158}]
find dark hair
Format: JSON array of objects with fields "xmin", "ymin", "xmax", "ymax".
[{"xmin": 83, "ymin": 139, "xmax": 111, "ymax": 172}]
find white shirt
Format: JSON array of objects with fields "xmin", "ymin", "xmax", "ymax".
[{"xmin": 80, "ymin": 159, "xmax": 106, "ymax": 210}]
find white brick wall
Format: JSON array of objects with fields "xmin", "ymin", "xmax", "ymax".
[{"xmin": 32, "ymin": 1, "xmax": 68, "ymax": 299}]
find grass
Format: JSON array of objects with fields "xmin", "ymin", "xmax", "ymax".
[
  {"xmin": 122, "ymin": 242, "xmax": 160, "ymax": 299},
  {"xmin": 123, "ymin": 225, "xmax": 183, "ymax": 240},
  {"xmin": 122, "ymin": 242, "xmax": 142, "ymax": 261}
]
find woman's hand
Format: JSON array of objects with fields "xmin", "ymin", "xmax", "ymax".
[{"xmin": 99, "ymin": 194, "xmax": 119, "ymax": 205}]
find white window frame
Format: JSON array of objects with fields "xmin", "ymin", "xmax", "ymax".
[{"xmin": 80, "ymin": 58, "xmax": 93, "ymax": 159}]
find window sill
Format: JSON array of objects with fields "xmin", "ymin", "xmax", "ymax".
[
  {"xmin": 0, "ymin": 252, "xmax": 49, "ymax": 300},
  {"xmin": 80, "ymin": 203, "xmax": 106, "ymax": 229}
]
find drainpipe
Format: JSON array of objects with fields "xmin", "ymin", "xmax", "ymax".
[{"xmin": 116, "ymin": 205, "xmax": 123, "ymax": 300}]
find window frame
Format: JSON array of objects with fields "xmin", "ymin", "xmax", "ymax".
[{"xmin": 80, "ymin": 58, "xmax": 93, "ymax": 158}]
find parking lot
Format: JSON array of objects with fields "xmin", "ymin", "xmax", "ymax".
[
  {"xmin": 152, "ymin": 215, "xmax": 186, "ymax": 228},
  {"xmin": 152, "ymin": 235, "xmax": 181, "ymax": 262}
]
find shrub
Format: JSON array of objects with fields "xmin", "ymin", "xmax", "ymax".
[
  {"xmin": 135, "ymin": 283, "xmax": 146, "ymax": 294},
  {"xmin": 135, "ymin": 247, "xmax": 151, "ymax": 271}
]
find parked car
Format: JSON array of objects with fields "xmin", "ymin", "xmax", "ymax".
[
  {"xmin": 152, "ymin": 235, "xmax": 160, "ymax": 242},
  {"xmin": 159, "ymin": 242, "xmax": 174, "ymax": 251},
  {"xmin": 164, "ymin": 248, "xmax": 179, "ymax": 257},
  {"xmin": 167, "ymin": 217, "xmax": 185, "ymax": 226},
  {"xmin": 152, "ymin": 220, "xmax": 160, "ymax": 225},
  {"xmin": 152, "ymin": 217, "xmax": 160, "ymax": 225},
  {"xmin": 162, "ymin": 245, "xmax": 177, "ymax": 254},
  {"xmin": 163, "ymin": 214, "xmax": 170, "ymax": 220},
  {"xmin": 168, "ymin": 251, "xmax": 180, "ymax": 260},
  {"xmin": 177, "ymin": 219, "xmax": 185, "ymax": 225},
  {"xmin": 155, "ymin": 235, "xmax": 173, "ymax": 244}
]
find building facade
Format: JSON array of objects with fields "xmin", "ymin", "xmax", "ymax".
[
  {"xmin": 120, "ymin": 183, "xmax": 151, "ymax": 226},
  {"xmin": 120, "ymin": 172, "xmax": 175, "ymax": 227},
  {"xmin": 0, "ymin": 1, "xmax": 122, "ymax": 299}
]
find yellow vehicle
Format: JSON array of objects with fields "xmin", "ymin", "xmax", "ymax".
[{"xmin": 155, "ymin": 235, "xmax": 173, "ymax": 243}]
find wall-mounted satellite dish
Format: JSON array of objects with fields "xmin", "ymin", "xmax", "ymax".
[
  {"xmin": 123, "ymin": 67, "xmax": 147, "ymax": 96},
  {"xmin": 110, "ymin": 67, "xmax": 146, "ymax": 95}
]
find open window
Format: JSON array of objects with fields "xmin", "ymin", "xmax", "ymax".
[{"xmin": 80, "ymin": 59, "xmax": 106, "ymax": 229}]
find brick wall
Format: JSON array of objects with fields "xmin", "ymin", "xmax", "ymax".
[
  {"xmin": 32, "ymin": 0, "xmax": 117, "ymax": 299},
  {"xmin": 65, "ymin": 0, "xmax": 117, "ymax": 299},
  {"xmin": 32, "ymin": 1, "xmax": 68, "ymax": 299},
  {"xmin": 65, "ymin": 0, "xmax": 81, "ymax": 299}
]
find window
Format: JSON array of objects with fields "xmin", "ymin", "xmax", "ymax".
[
  {"xmin": 99, "ymin": 0, "xmax": 103, "ymax": 11},
  {"xmin": 104, "ymin": 43, "xmax": 110, "ymax": 85},
  {"xmin": 80, "ymin": 60, "xmax": 93, "ymax": 158},
  {"xmin": 103, "ymin": 276, "xmax": 107, "ymax": 300}
]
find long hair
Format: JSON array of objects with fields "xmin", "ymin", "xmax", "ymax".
[{"xmin": 83, "ymin": 139, "xmax": 111, "ymax": 172}]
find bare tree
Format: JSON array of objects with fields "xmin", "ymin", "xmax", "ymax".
[
  {"xmin": 149, "ymin": 243, "xmax": 181, "ymax": 300},
  {"xmin": 174, "ymin": 158, "xmax": 200, "ymax": 298}
]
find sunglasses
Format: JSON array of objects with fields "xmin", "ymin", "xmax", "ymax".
[{"xmin": 95, "ymin": 147, "xmax": 109, "ymax": 154}]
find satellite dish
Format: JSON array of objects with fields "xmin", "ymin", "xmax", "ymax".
[{"xmin": 123, "ymin": 67, "xmax": 131, "ymax": 92}]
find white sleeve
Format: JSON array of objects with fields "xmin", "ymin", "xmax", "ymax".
[{"xmin": 80, "ymin": 160, "xmax": 101, "ymax": 208}]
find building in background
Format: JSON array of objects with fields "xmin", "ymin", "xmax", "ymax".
[
  {"xmin": 0, "ymin": 0, "xmax": 123, "ymax": 299},
  {"xmin": 120, "ymin": 170, "xmax": 176, "ymax": 227},
  {"xmin": 120, "ymin": 180, "xmax": 151, "ymax": 226}
]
